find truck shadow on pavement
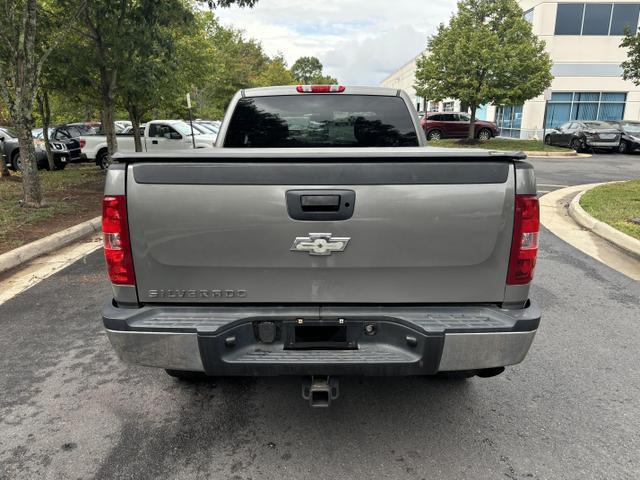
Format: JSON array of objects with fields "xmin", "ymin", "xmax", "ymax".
[{"xmin": 93, "ymin": 372, "xmax": 503, "ymax": 479}]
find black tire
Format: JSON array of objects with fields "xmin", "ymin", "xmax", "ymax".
[
  {"xmin": 165, "ymin": 369, "xmax": 210, "ymax": 381},
  {"xmin": 618, "ymin": 140, "xmax": 628, "ymax": 154},
  {"xmin": 570, "ymin": 137, "xmax": 585, "ymax": 153},
  {"xmin": 96, "ymin": 150, "xmax": 109, "ymax": 170},
  {"xmin": 11, "ymin": 152, "xmax": 22, "ymax": 171},
  {"xmin": 544, "ymin": 134, "xmax": 552, "ymax": 145},
  {"xmin": 434, "ymin": 371, "xmax": 476, "ymax": 380},
  {"xmin": 427, "ymin": 129, "xmax": 443, "ymax": 141},
  {"xmin": 477, "ymin": 128, "xmax": 492, "ymax": 141}
]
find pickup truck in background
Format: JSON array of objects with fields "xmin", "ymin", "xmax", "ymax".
[
  {"xmin": 102, "ymin": 85, "xmax": 541, "ymax": 407},
  {"xmin": 82, "ymin": 119, "xmax": 217, "ymax": 169}
]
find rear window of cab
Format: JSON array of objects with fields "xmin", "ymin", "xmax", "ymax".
[{"xmin": 224, "ymin": 95, "xmax": 419, "ymax": 148}]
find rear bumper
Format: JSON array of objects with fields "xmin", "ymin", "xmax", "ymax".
[{"xmin": 103, "ymin": 302, "xmax": 540, "ymax": 376}]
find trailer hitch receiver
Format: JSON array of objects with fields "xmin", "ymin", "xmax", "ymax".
[{"xmin": 302, "ymin": 376, "xmax": 339, "ymax": 407}]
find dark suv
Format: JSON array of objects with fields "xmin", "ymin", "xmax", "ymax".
[{"xmin": 420, "ymin": 112, "xmax": 499, "ymax": 141}]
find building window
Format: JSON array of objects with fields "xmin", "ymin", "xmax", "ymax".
[
  {"xmin": 582, "ymin": 3, "xmax": 612, "ymax": 35},
  {"xmin": 555, "ymin": 3, "xmax": 640, "ymax": 35},
  {"xmin": 545, "ymin": 92, "xmax": 626, "ymax": 129},
  {"xmin": 555, "ymin": 3, "xmax": 584, "ymax": 35},
  {"xmin": 495, "ymin": 105, "xmax": 523, "ymax": 138},
  {"xmin": 610, "ymin": 4, "xmax": 640, "ymax": 34},
  {"xmin": 524, "ymin": 8, "xmax": 534, "ymax": 23},
  {"xmin": 443, "ymin": 101, "xmax": 454, "ymax": 112}
]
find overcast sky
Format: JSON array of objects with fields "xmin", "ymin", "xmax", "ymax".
[{"xmin": 216, "ymin": 0, "xmax": 458, "ymax": 85}]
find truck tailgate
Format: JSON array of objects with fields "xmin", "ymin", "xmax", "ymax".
[{"xmin": 126, "ymin": 156, "xmax": 515, "ymax": 304}]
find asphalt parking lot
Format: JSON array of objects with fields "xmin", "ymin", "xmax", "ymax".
[{"xmin": 1, "ymin": 153, "xmax": 639, "ymax": 479}]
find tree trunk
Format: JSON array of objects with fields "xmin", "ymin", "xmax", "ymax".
[
  {"xmin": 1, "ymin": 143, "xmax": 10, "ymax": 177},
  {"xmin": 15, "ymin": 114, "xmax": 43, "ymax": 207},
  {"xmin": 127, "ymin": 104, "xmax": 143, "ymax": 152},
  {"xmin": 468, "ymin": 103, "xmax": 477, "ymax": 140},
  {"xmin": 100, "ymin": 67, "xmax": 118, "ymax": 161},
  {"xmin": 37, "ymin": 90, "xmax": 55, "ymax": 170}
]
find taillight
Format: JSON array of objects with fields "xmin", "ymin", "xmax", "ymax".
[
  {"xmin": 507, "ymin": 194, "xmax": 540, "ymax": 285},
  {"xmin": 102, "ymin": 195, "xmax": 135, "ymax": 285},
  {"xmin": 80, "ymin": 139, "xmax": 86, "ymax": 148},
  {"xmin": 296, "ymin": 85, "xmax": 345, "ymax": 93}
]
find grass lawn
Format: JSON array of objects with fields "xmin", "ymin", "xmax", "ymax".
[
  {"xmin": 429, "ymin": 138, "xmax": 572, "ymax": 153},
  {"xmin": 0, "ymin": 164, "xmax": 105, "ymax": 255},
  {"xmin": 580, "ymin": 180, "xmax": 640, "ymax": 241}
]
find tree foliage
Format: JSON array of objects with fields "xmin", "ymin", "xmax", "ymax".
[
  {"xmin": 291, "ymin": 56, "xmax": 337, "ymax": 84},
  {"xmin": 414, "ymin": 0, "xmax": 552, "ymax": 138},
  {"xmin": 0, "ymin": 0, "xmax": 85, "ymax": 203},
  {"xmin": 621, "ymin": 27, "xmax": 640, "ymax": 85}
]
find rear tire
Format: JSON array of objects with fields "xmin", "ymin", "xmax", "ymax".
[
  {"xmin": 427, "ymin": 129, "xmax": 443, "ymax": 141},
  {"xmin": 11, "ymin": 152, "xmax": 22, "ymax": 171},
  {"xmin": 570, "ymin": 137, "xmax": 586, "ymax": 153},
  {"xmin": 544, "ymin": 134, "xmax": 552, "ymax": 145},
  {"xmin": 97, "ymin": 150, "xmax": 109, "ymax": 170},
  {"xmin": 434, "ymin": 371, "xmax": 476, "ymax": 380},
  {"xmin": 477, "ymin": 128, "xmax": 491, "ymax": 141},
  {"xmin": 165, "ymin": 369, "xmax": 210, "ymax": 381},
  {"xmin": 618, "ymin": 140, "xmax": 628, "ymax": 153}
]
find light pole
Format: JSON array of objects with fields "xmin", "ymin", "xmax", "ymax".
[{"xmin": 186, "ymin": 93, "xmax": 196, "ymax": 149}]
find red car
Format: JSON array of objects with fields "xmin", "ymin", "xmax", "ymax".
[{"xmin": 420, "ymin": 112, "xmax": 499, "ymax": 141}]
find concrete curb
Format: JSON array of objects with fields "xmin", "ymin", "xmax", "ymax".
[
  {"xmin": 525, "ymin": 151, "xmax": 592, "ymax": 158},
  {"xmin": 523, "ymin": 150, "xmax": 577, "ymax": 157},
  {"xmin": 0, "ymin": 216, "xmax": 101, "ymax": 274},
  {"xmin": 569, "ymin": 184, "xmax": 640, "ymax": 260}
]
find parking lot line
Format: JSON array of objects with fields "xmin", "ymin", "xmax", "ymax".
[
  {"xmin": 537, "ymin": 183, "xmax": 568, "ymax": 188},
  {"xmin": 0, "ymin": 235, "xmax": 102, "ymax": 305}
]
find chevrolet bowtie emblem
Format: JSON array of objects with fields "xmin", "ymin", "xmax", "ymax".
[{"xmin": 291, "ymin": 233, "xmax": 351, "ymax": 256}]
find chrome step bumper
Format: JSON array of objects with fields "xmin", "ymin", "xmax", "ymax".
[{"xmin": 103, "ymin": 302, "xmax": 540, "ymax": 375}]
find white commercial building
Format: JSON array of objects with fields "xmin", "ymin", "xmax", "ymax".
[{"xmin": 381, "ymin": 0, "xmax": 640, "ymax": 138}]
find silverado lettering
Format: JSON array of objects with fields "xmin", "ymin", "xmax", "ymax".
[{"xmin": 148, "ymin": 289, "xmax": 248, "ymax": 299}]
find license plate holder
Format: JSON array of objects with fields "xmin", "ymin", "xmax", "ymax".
[{"xmin": 285, "ymin": 321, "xmax": 357, "ymax": 350}]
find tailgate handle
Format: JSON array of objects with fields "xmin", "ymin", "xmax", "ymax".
[
  {"xmin": 300, "ymin": 195, "xmax": 340, "ymax": 212},
  {"xmin": 286, "ymin": 190, "xmax": 355, "ymax": 221}
]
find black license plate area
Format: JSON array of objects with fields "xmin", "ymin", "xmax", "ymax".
[{"xmin": 286, "ymin": 324, "xmax": 354, "ymax": 350}]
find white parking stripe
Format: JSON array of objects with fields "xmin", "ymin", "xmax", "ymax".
[
  {"xmin": 0, "ymin": 236, "xmax": 102, "ymax": 305},
  {"xmin": 537, "ymin": 184, "xmax": 568, "ymax": 188}
]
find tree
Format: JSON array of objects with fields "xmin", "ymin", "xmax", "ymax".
[
  {"xmin": 291, "ymin": 56, "xmax": 337, "ymax": 84},
  {"xmin": 620, "ymin": 28, "xmax": 640, "ymax": 85},
  {"xmin": 0, "ymin": 0, "xmax": 84, "ymax": 205},
  {"xmin": 74, "ymin": 0, "xmax": 259, "ymax": 163},
  {"xmin": 256, "ymin": 55, "xmax": 297, "ymax": 86},
  {"xmin": 36, "ymin": 90, "xmax": 55, "ymax": 170},
  {"xmin": 414, "ymin": 0, "xmax": 552, "ymax": 139},
  {"xmin": 116, "ymin": 1, "xmax": 194, "ymax": 152},
  {"xmin": 189, "ymin": 13, "xmax": 271, "ymax": 118}
]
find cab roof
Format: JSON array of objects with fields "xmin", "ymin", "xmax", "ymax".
[{"xmin": 242, "ymin": 85, "xmax": 401, "ymax": 98}]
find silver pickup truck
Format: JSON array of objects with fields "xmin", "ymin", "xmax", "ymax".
[{"xmin": 102, "ymin": 85, "xmax": 541, "ymax": 406}]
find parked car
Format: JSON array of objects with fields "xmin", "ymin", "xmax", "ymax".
[
  {"xmin": 81, "ymin": 119, "xmax": 217, "ymax": 169},
  {"xmin": 1, "ymin": 127, "xmax": 68, "ymax": 170},
  {"xmin": 606, "ymin": 120, "xmax": 640, "ymax": 153},
  {"xmin": 115, "ymin": 120, "xmax": 132, "ymax": 133},
  {"xmin": 120, "ymin": 124, "xmax": 146, "ymax": 136},
  {"xmin": 195, "ymin": 121, "xmax": 219, "ymax": 137},
  {"xmin": 544, "ymin": 121, "xmax": 621, "ymax": 152},
  {"xmin": 420, "ymin": 112, "xmax": 499, "ymax": 141},
  {"xmin": 101, "ymin": 85, "xmax": 541, "ymax": 407},
  {"xmin": 33, "ymin": 128, "xmax": 83, "ymax": 163},
  {"xmin": 68, "ymin": 122, "xmax": 101, "ymax": 135}
]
